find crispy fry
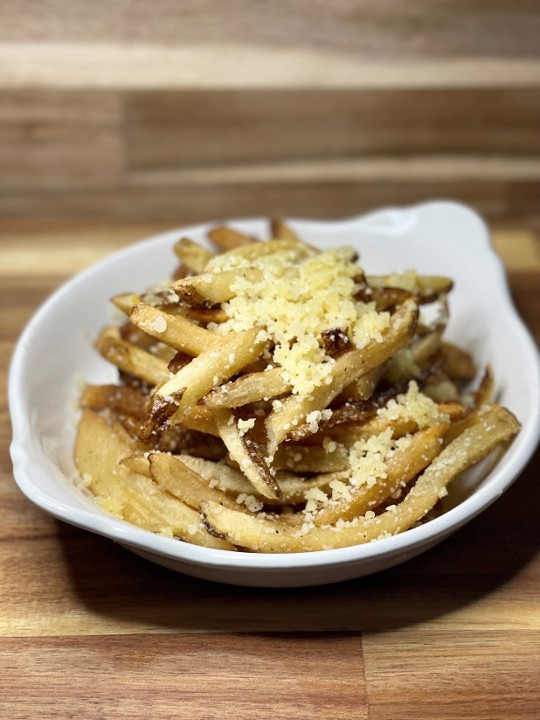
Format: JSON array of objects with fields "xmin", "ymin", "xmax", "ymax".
[
  {"xmin": 368, "ymin": 273, "xmax": 453, "ymax": 301},
  {"xmin": 112, "ymin": 292, "xmax": 141, "ymax": 315},
  {"xmin": 173, "ymin": 237, "xmax": 214, "ymax": 273},
  {"xmin": 203, "ymin": 367, "xmax": 291, "ymax": 409},
  {"xmin": 74, "ymin": 410, "xmax": 235, "ymax": 550},
  {"xmin": 149, "ymin": 452, "xmax": 247, "ymax": 513},
  {"xmin": 130, "ymin": 304, "xmax": 225, "ymax": 356},
  {"xmin": 441, "ymin": 341, "xmax": 476, "ymax": 381},
  {"xmin": 95, "ymin": 327, "xmax": 170, "ymax": 386},
  {"xmin": 215, "ymin": 409, "xmax": 281, "ymax": 500},
  {"xmin": 273, "ymin": 444, "xmax": 350, "ymax": 473},
  {"xmin": 155, "ymin": 327, "xmax": 267, "ymax": 421},
  {"xmin": 201, "ymin": 406, "xmax": 519, "ymax": 552},
  {"xmin": 173, "ymin": 268, "xmax": 263, "ymax": 308},
  {"xmin": 208, "ymin": 226, "xmax": 255, "ymax": 250},
  {"xmin": 305, "ymin": 424, "xmax": 448, "ymax": 527},
  {"xmin": 81, "ymin": 383, "xmax": 147, "ymax": 418},
  {"xmin": 269, "ymin": 217, "xmax": 298, "ymax": 242}
]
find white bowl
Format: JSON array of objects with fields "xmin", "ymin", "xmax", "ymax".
[{"xmin": 9, "ymin": 201, "xmax": 540, "ymax": 587}]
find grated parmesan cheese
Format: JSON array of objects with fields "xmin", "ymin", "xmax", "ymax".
[
  {"xmin": 377, "ymin": 380, "xmax": 445, "ymax": 428},
  {"xmin": 237, "ymin": 417, "xmax": 256, "ymax": 436},
  {"xmin": 208, "ymin": 246, "xmax": 391, "ymax": 395},
  {"xmin": 149, "ymin": 315, "xmax": 168, "ymax": 334},
  {"xmin": 349, "ymin": 428, "xmax": 395, "ymax": 488}
]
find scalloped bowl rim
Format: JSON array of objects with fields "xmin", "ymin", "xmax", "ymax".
[{"xmin": 8, "ymin": 201, "xmax": 540, "ymax": 585}]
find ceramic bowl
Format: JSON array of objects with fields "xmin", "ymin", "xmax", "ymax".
[{"xmin": 9, "ymin": 201, "xmax": 540, "ymax": 587}]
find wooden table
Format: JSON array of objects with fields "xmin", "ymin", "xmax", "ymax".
[{"xmin": 1, "ymin": 219, "xmax": 539, "ymax": 719}]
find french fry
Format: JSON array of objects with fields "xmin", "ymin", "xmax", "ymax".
[
  {"xmin": 74, "ymin": 410, "xmax": 235, "ymax": 550},
  {"xmin": 112, "ymin": 292, "xmax": 141, "ymax": 315},
  {"xmin": 270, "ymin": 217, "xmax": 299, "ymax": 241},
  {"xmin": 203, "ymin": 366, "xmax": 291, "ymax": 409},
  {"xmin": 120, "ymin": 454, "xmax": 151, "ymax": 477},
  {"xmin": 149, "ymin": 452, "xmax": 248, "ymax": 513},
  {"xmin": 173, "ymin": 237, "xmax": 214, "ymax": 273},
  {"xmin": 368, "ymin": 273, "xmax": 453, "ymax": 301},
  {"xmin": 81, "ymin": 383, "xmax": 147, "ymax": 418},
  {"xmin": 130, "ymin": 304, "xmax": 225, "ymax": 356},
  {"xmin": 208, "ymin": 226, "xmax": 255, "ymax": 250},
  {"xmin": 173, "ymin": 268, "xmax": 263, "ymax": 308},
  {"xmin": 201, "ymin": 406, "xmax": 519, "ymax": 552},
  {"xmin": 95, "ymin": 327, "xmax": 170, "ymax": 386},
  {"xmin": 441, "ymin": 341, "xmax": 476, "ymax": 380},
  {"xmin": 173, "ymin": 454, "xmax": 342, "ymax": 506},
  {"xmin": 155, "ymin": 327, "xmax": 267, "ymax": 422},
  {"xmin": 339, "ymin": 365, "xmax": 385, "ymax": 402},
  {"xmin": 304, "ymin": 424, "xmax": 448, "ymax": 527},
  {"xmin": 273, "ymin": 444, "xmax": 350, "ymax": 473},
  {"xmin": 214, "ymin": 408, "xmax": 282, "ymax": 500}
]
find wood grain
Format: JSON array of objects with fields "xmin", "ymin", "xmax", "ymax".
[
  {"xmin": 1, "ymin": 2, "xmax": 539, "ymax": 223},
  {"xmin": 0, "ymin": 220, "xmax": 539, "ymax": 719},
  {"xmin": 363, "ymin": 630, "xmax": 540, "ymax": 720},
  {"xmin": 1, "ymin": 634, "xmax": 365, "ymax": 720},
  {"xmin": 1, "ymin": 0, "xmax": 539, "ymax": 60}
]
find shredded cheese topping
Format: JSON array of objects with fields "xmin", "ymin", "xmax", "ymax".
[
  {"xmin": 377, "ymin": 380, "xmax": 445, "ymax": 428},
  {"xmin": 208, "ymin": 246, "xmax": 391, "ymax": 395}
]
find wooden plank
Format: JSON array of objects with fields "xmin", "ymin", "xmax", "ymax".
[
  {"xmin": 0, "ymin": 634, "xmax": 366, "ymax": 720},
  {"xmin": 126, "ymin": 90, "xmax": 540, "ymax": 170},
  {"xmin": 1, "ymin": 0, "xmax": 539, "ymax": 61},
  {"xmin": 0, "ymin": 91, "xmax": 123, "ymax": 189},
  {"xmin": 1, "ymin": 45, "xmax": 539, "ymax": 90},
  {"xmin": 1, "ymin": 176, "xmax": 539, "ymax": 222},
  {"xmin": 363, "ymin": 629, "xmax": 540, "ymax": 720}
]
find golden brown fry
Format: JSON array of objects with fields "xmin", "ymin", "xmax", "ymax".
[
  {"xmin": 270, "ymin": 218, "xmax": 300, "ymax": 243},
  {"xmin": 74, "ymin": 410, "xmax": 235, "ymax": 550},
  {"xmin": 173, "ymin": 237, "xmax": 214, "ymax": 273},
  {"xmin": 174, "ymin": 454, "xmax": 341, "ymax": 506},
  {"xmin": 95, "ymin": 327, "xmax": 170, "ymax": 386},
  {"xmin": 214, "ymin": 409, "xmax": 282, "ymax": 500},
  {"xmin": 339, "ymin": 365, "xmax": 386, "ymax": 402},
  {"xmin": 368, "ymin": 273, "xmax": 453, "ymax": 301},
  {"xmin": 130, "ymin": 304, "xmax": 225, "ymax": 356},
  {"xmin": 384, "ymin": 329, "xmax": 443, "ymax": 385},
  {"xmin": 81, "ymin": 383, "xmax": 147, "ymax": 418},
  {"xmin": 475, "ymin": 365, "xmax": 494, "ymax": 407},
  {"xmin": 112, "ymin": 293, "xmax": 141, "ymax": 315},
  {"xmin": 120, "ymin": 454, "xmax": 151, "ymax": 477},
  {"xmin": 306, "ymin": 424, "xmax": 447, "ymax": 527},
  {"xmin": 441, "ymin": 341, "xmax": 476, "ymax": 381},
  {"xmin": 208, "ymin": 226, "xmax": 255, "ymax": 250},
  {"xmin": 149, "ymin": 452, "xmax": 246, "ymax": 513},
  {"xmin": 173, "ymin": 268, "xmax": 263, "ymax": 308},
  {"xmin": 156, "ymin": 327, "xmax": 267, "ymax": 421},
  {"xmin": 273, "ymin": 444, "xmax": 350, "ymax": 473},
  {"xmin": 203, "ymin": 367, "xmax": 291, "ymax": 409},
  {"xmin": 202, "ymin": 406, "xmax": 519, "ymax": 552}
]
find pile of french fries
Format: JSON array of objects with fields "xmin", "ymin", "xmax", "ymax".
[{"xmin": 75, "ymin": 221, "xmax": 520, "ymax": 553}]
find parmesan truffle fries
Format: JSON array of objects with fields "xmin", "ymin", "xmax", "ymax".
[{"xmin": 75, "ymin": 222, "xmax": 520, "ymax": 553}]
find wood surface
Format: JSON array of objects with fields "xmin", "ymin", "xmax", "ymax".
[
  {"xmin": 1, "ymin": 2, "xmax": 540, "ymax": 223},
  {"xmin": 1, "ymin": 220, "xmax": 539, "ymax": 719}
]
